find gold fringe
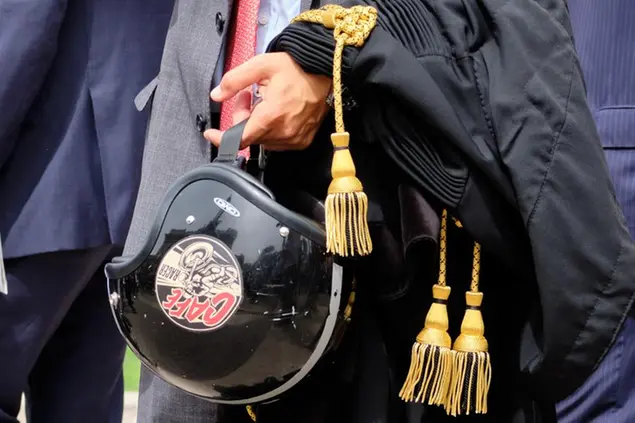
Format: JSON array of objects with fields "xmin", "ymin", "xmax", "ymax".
[
  {"xmin": 400, "ymin": 341, "xmax": 453, "ymax": 405},
  {"xmin": 399, "ymin": 211, "xmax": 453, "ymax": 406},
  {"xmin": 325, "ymin": 191, "xmax": 372, "ymax": 256},
  {"xmin": 446, "ymin": 351, "xmax": 491, "ymax": 416}
]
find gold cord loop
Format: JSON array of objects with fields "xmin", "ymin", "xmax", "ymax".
[{"xmin": 292, "ymin": 5, "xmax": 377, "ymax": 257}]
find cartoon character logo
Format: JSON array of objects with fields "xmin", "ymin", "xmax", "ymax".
[{"xmin": 155, "ymin": 235, "xmax": 243, "ymax": 331}]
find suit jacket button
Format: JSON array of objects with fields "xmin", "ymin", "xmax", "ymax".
[
  {"xmin": 196, "ymin": 114, "xmax": 207, "ymax": 133},
  {"xmin": 215, "ymin": 13, "xmax": 225, "ymax": 34}
]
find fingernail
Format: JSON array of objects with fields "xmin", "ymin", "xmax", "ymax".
[
  {"xmin": 203, "ymin": 129, "xmax": 221, "ymax": 145},
  {"xmin": 210, "ymin": 86, "xmax": 221, "ymax": 99}
]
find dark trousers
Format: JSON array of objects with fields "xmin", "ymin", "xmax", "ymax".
[
  {"xmin": 0, "ymin": 246, "xmax": 125, "ymax": 423},
  {"xmin": 556, "ymin": 307, "xmax": 635, "ymax": 423}
]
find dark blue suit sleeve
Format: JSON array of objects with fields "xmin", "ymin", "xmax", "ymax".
[{"xmin": 0, "ymin": 0, "xmax": 68, "ymax": 168}]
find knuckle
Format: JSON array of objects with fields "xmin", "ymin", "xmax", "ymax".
[{"xmin": 281, "ymin": 126, "xmax": 296, "ymax": 139}]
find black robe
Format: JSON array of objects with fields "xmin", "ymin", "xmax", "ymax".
[{"xmin": 222, "ymin": 0, "xmax": 635, "ymax": 422}]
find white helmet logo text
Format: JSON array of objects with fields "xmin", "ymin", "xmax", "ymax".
[{"xmin": 213, "ymin": 197, "xmax": 240, "ymax": 217}]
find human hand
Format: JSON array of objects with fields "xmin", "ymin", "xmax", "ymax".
[{"xmin": 204, "ymin": 52, "xmax": 332, "ymax": 151}]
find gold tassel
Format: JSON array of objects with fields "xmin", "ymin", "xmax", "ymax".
[
  {"xmin": 292, "ymin": 5, "xmax": 377, "ymax": 257},
  {"xmin": 399, "ymin": 210, "xmax": 453, "ymax": 406},
  {"xmin": 325, "ymin": 133, "xmax": 372, "ymax": 256},
  {"xmin": 445, "ymin": 242, "xmax": 492, "ymax": 416}
]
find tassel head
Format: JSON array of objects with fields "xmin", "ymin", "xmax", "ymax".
[
  {"xmin": 453, "ymin": 292, "xmax": 488, "ymax": 352},
  {"xmin": 416, "ymin": 284, "xmax": 452, "ymax": 347},
  {"xmin": 399, "ymin": 284, "xmax": 453, "ymax": 405},
  {"xmin": 325, "ymin": 132, "xmax": 372, "ymax": 257}
]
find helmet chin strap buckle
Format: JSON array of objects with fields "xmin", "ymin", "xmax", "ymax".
[
  {"xmin": 258, "ymin": 145, "xmax": 268, "ymax": 171},
  {"xmin": 250, "ymin": 145, "xmax": 268, "ymax": 182},
  {"xmin": 233, "ymin": 155, "xmax": 247, "ymax": 169}
]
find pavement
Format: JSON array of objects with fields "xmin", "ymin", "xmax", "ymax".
[
  {"xmin": 17, "ymin": 393, "xmax": 138, "ymax": 423},
  {"xmin": 122, "ymin": 393, "xmax": 140, "ymax": 423}
]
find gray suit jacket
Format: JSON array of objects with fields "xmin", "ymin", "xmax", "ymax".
[
  {"xmin": 124, "ymin": 0, "xmax": 317, "ymax": 257},
  {"xmin": 125, "ymin": 0, "xmax": 338, "ymax": 421}
]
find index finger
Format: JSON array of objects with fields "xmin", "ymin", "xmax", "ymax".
[{"xmin": 211, "ymin": 54, "xmax": 280, "ymax": 102}]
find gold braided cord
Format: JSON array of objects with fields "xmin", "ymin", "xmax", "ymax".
[
  {"xmin": 470, "ymin": 242, "xmax": 481, "ymax": 292},
  {"xmin": 292, "ymin": 5, "xmax": 377, "ymax": 133},
  {"xmin": 246, "ymin": 405, "xmax": 256, "ymax": 422},
  {"xmin": 438, "ymin": 209, "xmax": 448, "ymax": 287},
  {"xmin": 452, "ymin": 218, "xmax": 481, "ymax": 293}
]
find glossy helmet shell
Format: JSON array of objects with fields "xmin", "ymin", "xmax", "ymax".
[{"xmin": 105, "ymin": 163, "xmax": 353, "ymax": 405}]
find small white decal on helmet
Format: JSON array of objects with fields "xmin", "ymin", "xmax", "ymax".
[{"xmin": 214, "ymin": 197, "xmax": 240, "ymax": 217}]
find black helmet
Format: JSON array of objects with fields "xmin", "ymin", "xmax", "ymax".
[{"xmin": 105, "ymin": 121, "xmax": 354, "ymax": 405}]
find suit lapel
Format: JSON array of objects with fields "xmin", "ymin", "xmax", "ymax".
[{"xmin": 300, "ymin": 0, "xmax": 313, "ymax": 12}]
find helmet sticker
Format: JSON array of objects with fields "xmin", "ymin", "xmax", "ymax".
[
  {"xmin": 155, "ymin": 235, "xmax": 243, "ymax": 332},
  {"xmin": 214, "ymin": 197, "xmax": 240, "ymax": 217}
]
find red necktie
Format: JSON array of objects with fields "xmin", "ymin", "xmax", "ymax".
[{"xmin": 219, "ymin": 0, "xmax": 261, "ymax": 159}]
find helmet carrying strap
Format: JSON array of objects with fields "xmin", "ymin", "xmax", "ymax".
[
  {"xmin": 213, "ymin": 119, "xmax": 266, "ymax": 181},
  {"xmin": 214, "ymin": 119, "xmax": 249, "ymax": 165}
]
